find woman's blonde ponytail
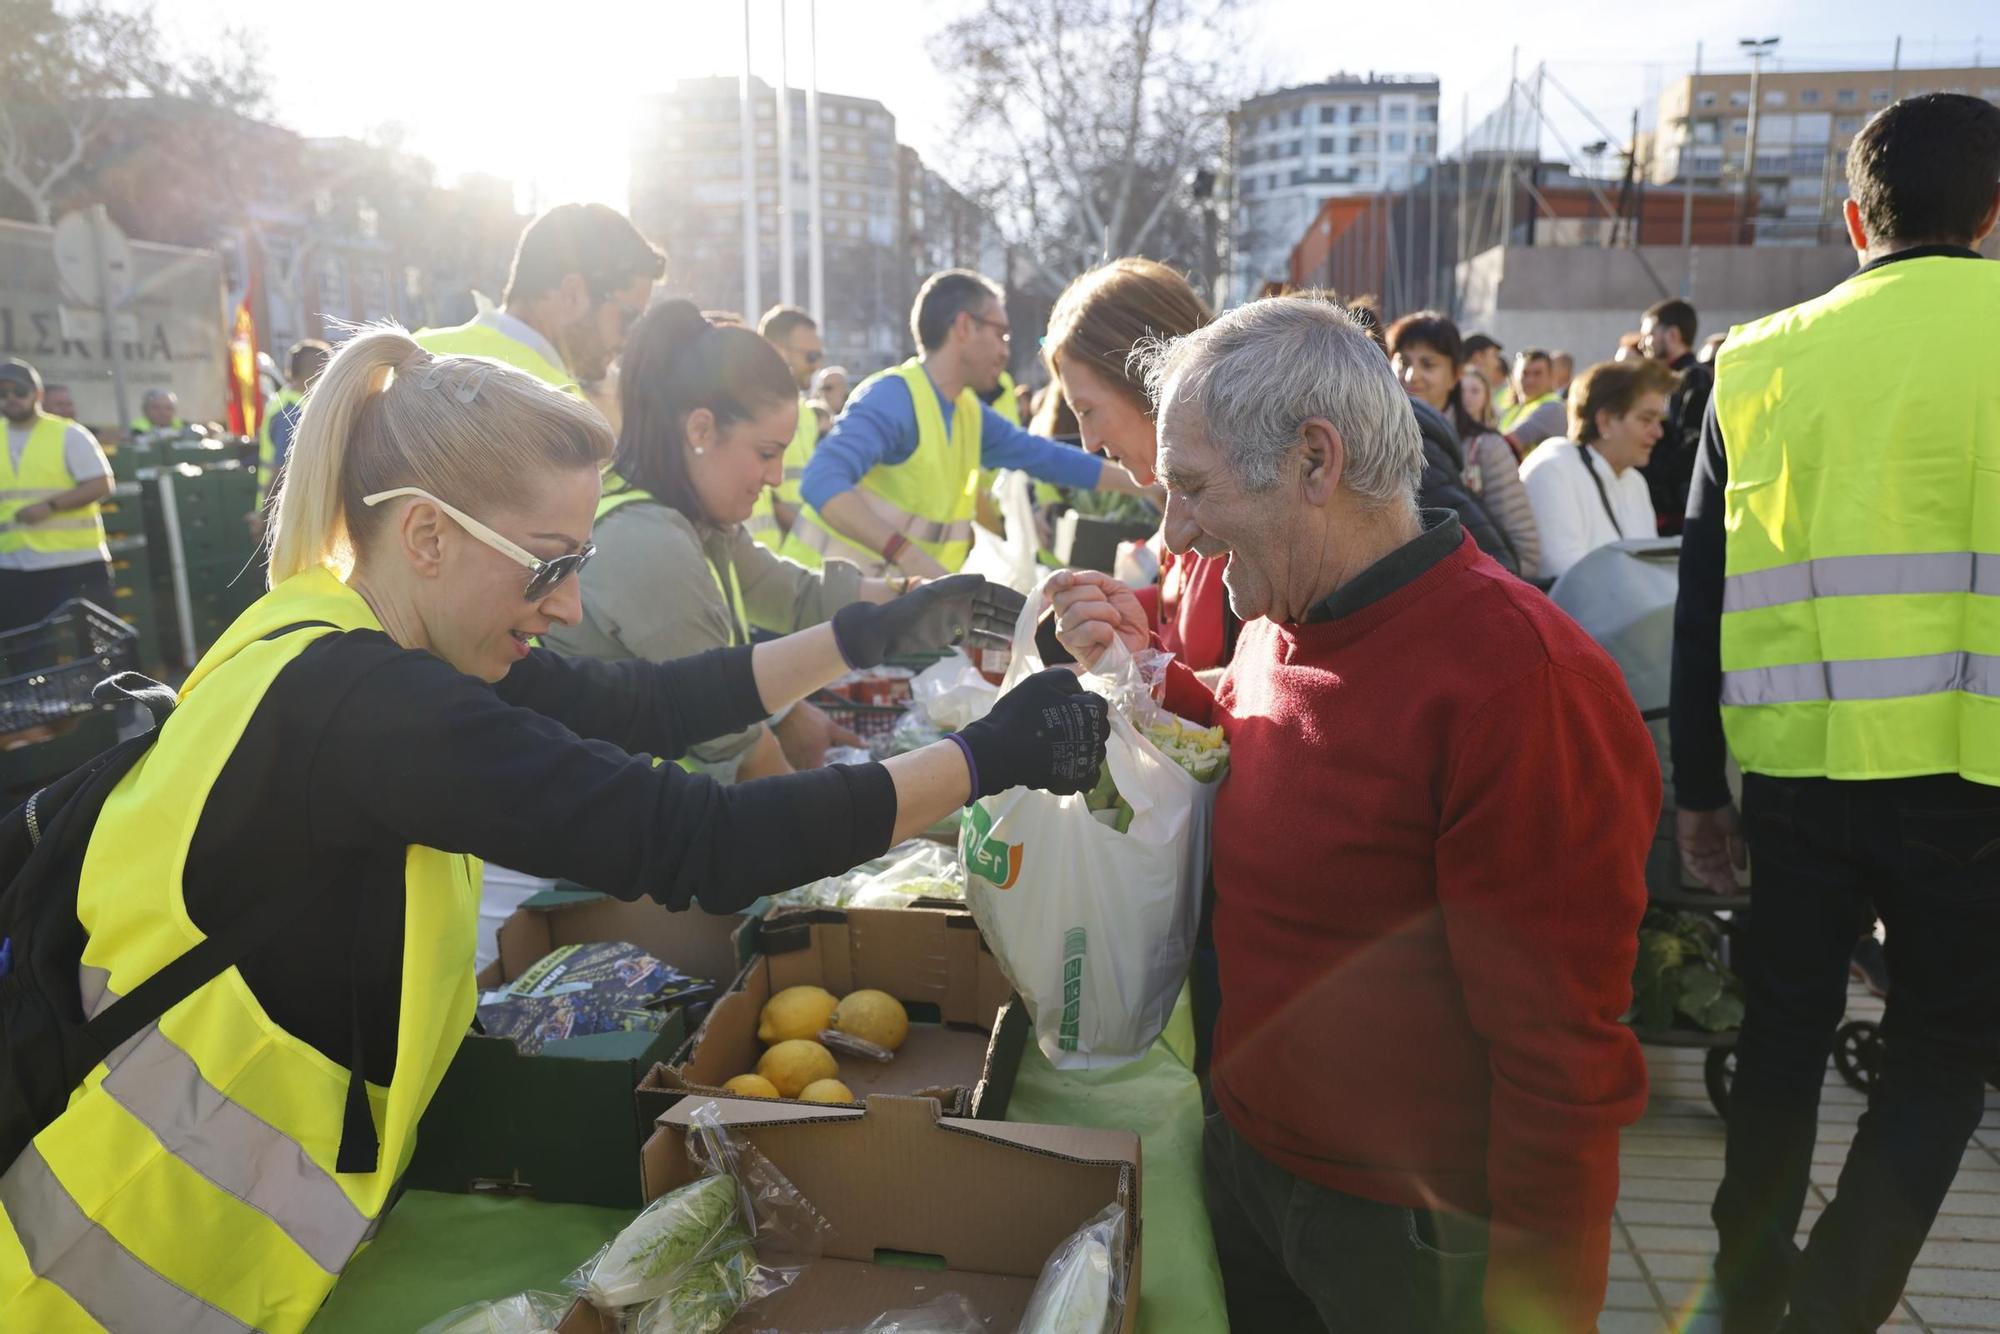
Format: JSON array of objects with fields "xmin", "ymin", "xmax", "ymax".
[{"xmin": 266, "ymin": 328, "xmax": 423, "ymax": 583}]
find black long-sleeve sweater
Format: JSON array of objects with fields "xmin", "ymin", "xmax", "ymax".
[{"xmin": 180, "ymin": 634, "xmax": 896, "ymax": 1081}]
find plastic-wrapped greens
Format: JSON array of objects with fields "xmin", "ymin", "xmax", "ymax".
[
  {"xmin": 415, "ymin": 1291, "xmax": 568, "ymax": 1334},
  {"xmin": 1016, "ymin": 1204, "xmax": 1128, "ymax": 1334},
  {"xmin": 583, "ymin": 1175, "xmax": 745, "ymax": 1310},
  {"xmin": 627, "ymin": 1237, "xmax": 755, "ymax": 1333}
]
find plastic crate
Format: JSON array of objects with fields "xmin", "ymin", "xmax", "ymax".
[
  {"xmin": 806, "ymin": 689, "xmax": 905, "ymax": 746},
  {"xmin": 0, "ymin": 599, "xmax": 139, "ymax": 737}
]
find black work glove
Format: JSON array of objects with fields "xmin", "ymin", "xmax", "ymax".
[
  {"xmin": 949, "ymin": 668, "xmax": 1109, "ymax": 802},
  {"xmin": 830, "ymin": 574, "xmax": 1027, "ymax": 669}
]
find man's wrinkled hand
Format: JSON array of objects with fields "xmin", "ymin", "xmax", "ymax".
[{"xmin": 1677, "ymin": 805, "xmax": 1746, "ymax": 895}]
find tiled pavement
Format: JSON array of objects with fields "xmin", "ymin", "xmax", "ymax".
[{"xmin": 1612, "ymin": 986, "xmax": 2000, "ymax": 1332}]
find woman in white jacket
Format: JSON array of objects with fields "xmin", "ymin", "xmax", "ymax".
[{"xmin": 1519, "ymin": 359, "xmax": 1677, "ymax": 580}]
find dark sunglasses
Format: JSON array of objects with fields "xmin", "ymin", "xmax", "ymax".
[
  {"xmin": 363, "ymin": 487, "xmax": 595, "ymax": 601},
  {"xmin": 803, "ymin": 349, "xmax": 824, "ymax": 366},
  {"xmin": 0, "ymin": 385, "xmax": 34, "ymax": 400}
]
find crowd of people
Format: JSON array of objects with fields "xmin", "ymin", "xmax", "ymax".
[{"xmin": 0, "ymin": 91, "xmax": 1993, "ymax": 1334}]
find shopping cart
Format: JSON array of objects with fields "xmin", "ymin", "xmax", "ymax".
[{"xmin": 0, "ymin": 599, "xmax": 139, "ymax": 798}]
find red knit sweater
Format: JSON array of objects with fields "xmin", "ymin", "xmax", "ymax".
[{"xmin": 1164, "ymin": 529, "xmax": 1656, "ymax": 1331}]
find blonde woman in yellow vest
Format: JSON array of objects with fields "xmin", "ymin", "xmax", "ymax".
[
  {"xmin": 1669, "ymin": 93, "xmax": 2000, "ymax": 1329},
  {"xmin": 414, "ymin": 202, "xmax": 664, "ymax": 398},
  {"xmin": 744, "ymin": 305, "xmax": 826, "ymax": 551},
  {"xmin": 546, "ymin": 301, "xmax": 934, "ymax": 780},
  {"xmin": 0, "ymin": 331, "xmax": 1107, "ymax": 1333},
  {"xmin": 783, "ymin": 269, "xmax": 1145, "ymax": 578},
  {"xmin": 0, "ymin": 358, "xmax": 115, "ymax": 631}
]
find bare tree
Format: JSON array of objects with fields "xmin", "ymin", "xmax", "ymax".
[
  {"xmin": 929, "ymin": 0, "xmax": 1244, "ymax": 293},
  {"xmin": 0, "ymin": 0, "xmax": 266, "ymax": 226}
]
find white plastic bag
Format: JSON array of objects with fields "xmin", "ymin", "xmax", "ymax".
[
  {"xmin": 961, "ymin": 574, "xmax": 1211, "ymax": 1070},
  {"xmin": 909, "ymin": 650, "xmax": 999, "ymax": 730},
  {"xmin": 962, "ymin": 470, "xmax": 1041, "ymax": 596}
]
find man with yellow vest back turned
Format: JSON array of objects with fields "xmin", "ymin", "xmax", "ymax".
[
  {"xmin": 745, "ymin": 304, "xmax": 826, "ymax": 550},
  {"xmin": 784, "ymin": 269, "xmax": 1143, "ymax": 578},
  {"xmin": 1670, "ymin": 93, "xmax": 2000, "ymax": 1334},
  {"xmin": 417, "ymin": 202, "xmax": 664, "ymax": 395},
  {"xmin": 0, "ymin": 358, "xmax": 114, "ymax": 632}
]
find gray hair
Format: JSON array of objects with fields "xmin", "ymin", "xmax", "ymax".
[{"xmin": 1134, "ymin": 295, "xmax": 1423, "ymax": 508}]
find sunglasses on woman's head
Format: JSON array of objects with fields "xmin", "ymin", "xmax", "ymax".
[{"xmin": 363, "ymin": 487, "xmax": 594, "ymax": 601}]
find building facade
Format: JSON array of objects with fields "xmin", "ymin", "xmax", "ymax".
[
  {"xmin": 1648, "ymin": 65, "xmax": 2000, "ymax": 244},
  {"xmin": 1229, "ymin": 73, "xmax": 1441, "ymax": 302},
  {"xmin": 631, "ymin": 76, "xmax": 911, "ymax": 372}
]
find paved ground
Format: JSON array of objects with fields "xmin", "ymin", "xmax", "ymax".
[{"xmin": 1611, "ymin": 985, "xmax": 2000, "ymax": 1331}]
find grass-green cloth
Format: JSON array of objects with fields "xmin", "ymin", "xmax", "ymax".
[
  {"xmin": 304, "ymin": 1190, "xmax": 628, "ymax": 1332},
  {"xmin": 1003, "ymin": 988, "xmax": 1228, "ymax": 1334}
]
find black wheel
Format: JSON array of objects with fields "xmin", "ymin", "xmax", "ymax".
[
  {"xmin": 1705, "ymin": 1046, "xmax": 1736, "ymax": 1118},
  {"xmin": 1834, "ymin": 1020, "xmax": 1885, "ymax": 1094}
]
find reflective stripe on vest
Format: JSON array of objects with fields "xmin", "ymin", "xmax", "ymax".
[
  {"xmin": 0, "ymin": 413, "xmax": 106, "ymax": 556},
  {"xmin": 414, "ymin": 321, "xmax": 578, "ymax": 395},
  {"xmin": 1714, "ymin": 254, "xmax": 2000, "ymax": 783},
  {"xmin": 747, "ymin": 396, "xmax": 819, "ymax": 552},
  {"xmin": 0, "ymin": 566, "xmax": 478, "ymax": 1332},
  {"xmin": 781, "ymin": 360, "xmax": 981, "ymax": 574}
]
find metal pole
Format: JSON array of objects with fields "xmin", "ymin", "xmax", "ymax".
[
  {"xmin": 775, "ymin": 0, "xmax": 794, "ymax": 308},
  {"xmin": 1681, "ymin": 41, "xmax": 1701, "ymax": 256},
  {"xmin": 806, "ymin": 0, "xmax": 824, "ymax": 325},
  {"xmin": 1741, "ymin": 52, "xmax": 1765, "ymax": 244},
  {"xmin": 1427, "ymin": 155, "xmax": 1440, "ymax": 309},
  {"xmin": 738, "ymin": 0, "xmax": 761, "ymax": 319},
  {"xmin": 1499, "ymin": 47, "xmax": 1519, "ymax": 248},
  {"xmin": 1890, "ymin": 36, "xmax": 1902, "ymax": 103},
  {"xmin": 1454, "ymin": 95, "xmax": 1469, "ymax": 317},
  {"xmin": 1402, "ymin": 176, "xmax": 1416, "ymax": 314},
  {"xmin": 88, "ymin": 206, "xmax": 131, "ymax": 430}
]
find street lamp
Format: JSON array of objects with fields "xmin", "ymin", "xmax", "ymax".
[{"xmin": 1738, "ymin": 36, "xmax": 1780, "ymax": 243}]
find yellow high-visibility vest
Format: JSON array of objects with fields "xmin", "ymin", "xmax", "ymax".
[
  {"xmin": 1714, "ymin": 253, "xmax": 2000, "ymax": 785},
  {"xmin": 1499, "ymin": 391, "xmax": 1559, "ymax": 436},
  {"xmin": 0, "ymin": 566, "xmax": 478, "ymax": 1332},
  {"xmin": 596, "ymin": 482, "xmax": 750, "ymax": 645},
  {"xmin": 746, "ymin": 396, "xmax": 818, "ymax": 552},
  {"xmin": 0, "ymin": 412, "xmax": 107, "ymax": 559},
  {"xmin": 781, "ymin": 360, "xmax": 980, "ymax": 574},
  {"xmin": 413, "ymin": 320, "xmax": 578, "ymax": 396}
]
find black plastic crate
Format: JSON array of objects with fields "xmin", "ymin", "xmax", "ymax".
[{"xmin": 0, "ymin": 599, "xmax": 139, "ymax": 737}]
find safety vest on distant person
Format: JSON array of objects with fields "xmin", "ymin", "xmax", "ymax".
[
  {"xmin": 414, "ymin": 320, "xmax": 578, "ymax": 395},
  {"xmin": 1498, "ymin": 391, "xmax": 1559, "ymax": 436},
  {"xmin": 991, "ymin": 371, "xmax": 1023, "ymax": 428},
  {"xmin": 746, "ymin": 396, "xmax": 820, "ymax": 552},
  {"xmin": 0, "ymin": 411, "xmax": 107, "ymax": 558},
  {"xmin": 1714, "ymin": 254, "xmax": 2000, "ymax": 786},
  {"xmin": 259, "ymin": 386, "xmax": 303, "ymax": 495},
  {"xmin": 0, "ymin": 566, "xmax": 478, "ymax": 1334},
  {"xmin": 780, "ymin": 360, "xmax": 981, "ymax": 573}
]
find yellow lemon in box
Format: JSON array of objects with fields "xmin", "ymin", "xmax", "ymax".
[
  {"xmin": 757, "ymin": 1039, "xmax": 838, "ymax": 1097},
  {"xmin": 758, "ymin": 985, "xmax": 838, "ymax": 1044},
  {"xmin": 722, "ymin": 1074, "xmax": 780, "ymax": 1099},
  {"xmin": 832, "ymin": 989, "xmax": 910, "ymax": 1052},
  {"xmin": 798, "ymin": 1078, "xmax": 855, "ymax": 1104}
]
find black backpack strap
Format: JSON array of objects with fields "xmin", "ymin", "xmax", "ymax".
[{"xmin": 79, "ymin": 620, "xmax": 341, "ymax": 1061}]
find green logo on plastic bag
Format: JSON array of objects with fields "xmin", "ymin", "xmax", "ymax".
[
  {"xmin": 1059, "ymin": 927, "xmax": 1086, "ymax": 1051},
  {"xmin": 961, "ymin": 802, "xmax": 1022, "ymax": 889}
]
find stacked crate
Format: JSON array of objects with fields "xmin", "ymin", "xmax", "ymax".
[
  {"xmin": 99, "ymin": 480, "xmax": 161, "ymax": 669},
  {"xmin": 138, "ymin": 459, "xmax": 264, "ymax": 669}
]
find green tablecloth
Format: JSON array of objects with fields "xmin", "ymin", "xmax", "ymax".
[
  {"xmin": 310, "ymin": 998, "xmax": 1226, "ymax": 1333},
  {"xmin": 1003, "ymin": 990, "xmax": 1228, "ymax": 1334},
  {"xmin": 305, "ymin": 1190, "xmax": 628, "ymax": 1332}
]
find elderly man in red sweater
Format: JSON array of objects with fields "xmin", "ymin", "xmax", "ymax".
[{"xmin": 1052, "ymin": 295, "xmax": 1658, "ymax": 1332}]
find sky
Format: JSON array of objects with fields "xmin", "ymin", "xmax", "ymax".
[{"xmin": 156, "ymin": 0, "xmax": 1989, "ymax": 210}]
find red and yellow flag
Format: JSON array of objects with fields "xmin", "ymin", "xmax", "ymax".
[{"xmin": 227, "ymin": 293, "xmax": 260, "ymax": 436}]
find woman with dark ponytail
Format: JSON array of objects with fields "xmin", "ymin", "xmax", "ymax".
[{"xmin": 545, "ymin": 300, "xmax": 920, "ymax": 779}]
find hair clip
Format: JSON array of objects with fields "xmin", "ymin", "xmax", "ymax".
[
  {"xmin": 455, "ymin": 365, "xmax": 495, "ymax": 403},
  {"xmin": 417, "ymin": 362, "xmax": 450, "ymax": 390}
]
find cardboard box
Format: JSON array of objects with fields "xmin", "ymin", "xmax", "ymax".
[
  {"xmin": 405, "ymin": 893, "xmax": 751, "ymax": 1207},
  {"xmin": 558, "ymin": 1094, "xmax": 1141, "ymax": 1334},
  {"xmin": 666, "ymin": 907, "xmax": 1012, "ymax": 1115}
]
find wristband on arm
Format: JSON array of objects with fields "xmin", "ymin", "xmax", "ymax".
[{"xmin": 881, "ymin": 532, "xmax": 909, "ymax": 566}]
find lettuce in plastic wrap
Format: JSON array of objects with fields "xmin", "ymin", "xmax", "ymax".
[{"xmin": 583, "ymin": 1175, "xmax": 745, "ymax": 1309}]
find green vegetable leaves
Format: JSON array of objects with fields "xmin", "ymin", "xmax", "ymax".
[{"xmin": 1632, "ymin": 909, "xmax": 1746, "ymax": 1035}]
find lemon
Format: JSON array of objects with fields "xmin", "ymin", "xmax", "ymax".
[
  {"xmin": 832, "ymin": 989, "xmax": 910, "ymax": 1052},
  {"xmin": 797, "ymin": 1078, "xmax": 855, "ymax": 1104},
  {"xmin": 722, "ymin": 1073, "xmax": 780, "ymax": 1099},
  {"xmin": 756, "ymin": 1039, "xmax": 838, "ymax": 1097},
  {"xmin": 757, "ymin": 985, "xmax": 838, "ymax": 1044}
]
